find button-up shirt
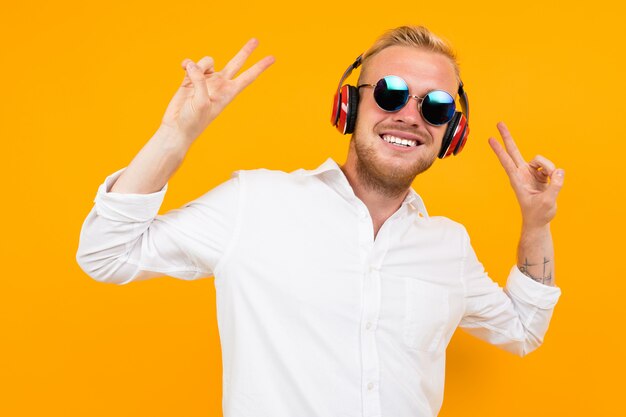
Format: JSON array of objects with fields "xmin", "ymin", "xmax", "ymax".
[{"xmin": 77, "ymin": 158, "xmax": 561, "ymax": 417}]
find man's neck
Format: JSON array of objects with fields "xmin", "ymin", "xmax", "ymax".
[{"xmin": 340, "ymin": 163, "xmax": 410, "ymax": 239}]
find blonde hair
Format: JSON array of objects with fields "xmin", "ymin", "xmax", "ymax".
[{"xmin": 359, "ymin": 25, "xmax": 460, "ymax": 82}]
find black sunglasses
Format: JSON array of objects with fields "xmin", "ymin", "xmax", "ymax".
[{"xmin": 357, "ymin": 75, "xmax": 456, "ymax": 126}]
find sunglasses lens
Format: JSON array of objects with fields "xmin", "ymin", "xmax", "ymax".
[
  {"xmin": 373, "ymin": 76, "xmax": 409, "ymax": 111},
  {"xmin": 422, "ymin": 91, "xmax": 456, "ymax": 125}
]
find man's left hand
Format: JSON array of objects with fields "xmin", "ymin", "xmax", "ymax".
[{"xmin": 488, "ymin": 121, "xmax": 565, "ymax": 229}]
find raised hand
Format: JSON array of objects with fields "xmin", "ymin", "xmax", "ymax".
[
  {"xmin": 160, "ymin": 38, "xmax": 275, "ymax": 143},
  {"xmin": 488, "ymin": 122, "xmax": 565, "ymax": 230}
]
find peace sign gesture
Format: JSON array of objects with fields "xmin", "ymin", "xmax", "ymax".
[
  {"xmin": 161, "ymin": 38, "xmax": 275, "ymax": 143},
  {"xmin": 488, "ymin": 122, "xmax": 565, "ymax": 230}
]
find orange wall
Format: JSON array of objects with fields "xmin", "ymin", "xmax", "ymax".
[{"xmin": 2, "ymin": 1, "xmax": 623, "ymax": 416}]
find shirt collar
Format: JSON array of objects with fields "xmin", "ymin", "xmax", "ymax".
[
  {"xmin": 297, "ymin": 157, "xmax": 341, "ymax": 177},
  {"xmin": 294, "ymin": 158, "xmax": 430, "ymax": 219}
]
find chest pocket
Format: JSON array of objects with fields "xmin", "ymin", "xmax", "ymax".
[{"xmin": 403, "ymin": 278, "xmax": 450, "ymax": 352}]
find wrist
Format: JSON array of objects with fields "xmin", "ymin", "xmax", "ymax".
[
  {"xmin": 154, "ymin": 124, "xmax": 195, "ymax": 154},
  {"xmin": 521, "ymin": 221, "xmax": 551, "ymax": 235}
]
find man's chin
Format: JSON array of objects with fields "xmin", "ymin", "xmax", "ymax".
[
  {"xmin": 379, "ymin": 152, "xmax": 436, "ymax": 179},
  {"xmin": 352, "ymin": 133, "xmax": 437, "ymax": 196},
  {"xmin": 355, "ymin": 157, "xmax": 432, "ymax": 197}
]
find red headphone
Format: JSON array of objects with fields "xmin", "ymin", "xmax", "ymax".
[{"xmin": 331, "ymin": 54, "xmax": 471, "ymax": 158}]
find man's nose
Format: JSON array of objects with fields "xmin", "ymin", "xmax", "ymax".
[{"xmin": 392, "ymin": 97, "xmax": 424, "ymax": 126}]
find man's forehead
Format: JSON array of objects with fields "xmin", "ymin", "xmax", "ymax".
[
  {"xmin": 366, "ymin": 46, "xmax": 455, "ymax": 73},
  {"xmin": 361, "ymin": 46, "xmax": 458, "ymax": 91}
]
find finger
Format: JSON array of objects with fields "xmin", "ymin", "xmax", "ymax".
[
  {"xmin": 497, "ymin": 121, "xmax": 526, "ymax": 167},
  {"xmin": 529, "ymin": 154, "xmax": 556, "ymax": 176},
  {"xmin": 182, "ymin": 57, "xmax": 214, "ymax": 74},
  {"xmin": 234, "ymin": 55, "xmax": 275, "ymax": 92},
  {"xmin": 221, "ymin": 38, "xmax": 260, "ymax": 79},
  {"xmin": 488, "ymin": 137, "xmax": 517, "ymax": 177},
  {"xmin": 165, "ymin": 60, "xmax": 205, "ymax": 121},
  {"xmin": 178, "ymin": 59, "xmax": 195, "ymax": 89},
  {"xmin": 168, "ymin": 60, "xmax": 196, "ymax": 106},
  {"xmin": 185, "ymin": 62, "xmax": 210, "ymax": 104},
  {"xmin": 196, "ymin": 56, "xmax": 215, "ymax": 74},
  {"xmin": 547, "ymin": 168, "xmax": 565, "ymax": 200},
  {"xmin": 181, "ymin": 58, "xmax": 193, "ymax": 69}
]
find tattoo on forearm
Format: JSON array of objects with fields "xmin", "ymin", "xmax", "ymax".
[{"xmin": 518, "ymin": 257, "xmax": 553, "ymax": 285}]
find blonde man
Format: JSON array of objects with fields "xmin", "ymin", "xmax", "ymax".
[{"xmin": 77, "ymin": 26, "xmax": 563, "ymax": 417}]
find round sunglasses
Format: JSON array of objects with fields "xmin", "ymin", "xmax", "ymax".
[{"xmin": 357, "ymin": 75, "xmax": 456, "ymax": 126}]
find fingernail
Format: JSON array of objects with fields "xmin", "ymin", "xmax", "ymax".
[
  {"xmin": 186, "ymin": 62, "xmax": 197, "ymax": 71},
  {"xmin": 555, "ymin": 169, "xmax": 564, "ymax": 177}
]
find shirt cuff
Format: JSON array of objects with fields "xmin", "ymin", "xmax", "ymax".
[
  {"xmin": 505, "ymin": 266, "xmax": 562, "ymax": 309},
  {"xmin": 94, "ymin": 167, "xmax": 168, "ymax": 222}
]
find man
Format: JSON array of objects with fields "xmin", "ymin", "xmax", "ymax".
[{"xmin": 77, "ymin": 26, "xmax": 563, "ymax": 417}]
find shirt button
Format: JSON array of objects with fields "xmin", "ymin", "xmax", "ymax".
[
  {"xmin": 367, "ymin": 382, "xmax": 374, "ymax": 390},
  {"xmin": 365, "ymin": 322, "xmax": 372, "ymax": 330}
]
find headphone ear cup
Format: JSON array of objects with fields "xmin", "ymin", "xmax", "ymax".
[
  {"xmin": 452, "ymin": 114, "xmax": 469, "ymax": 155},
  {"xmin": 333, "ymin": 85, "xmax": 351, "ymax": 134},
  {"xmin": 334, "ymin": 85, "xmax": 359, "ymax": 135},
  {"xmin": 343, "ymin": 85, "xmax": 359, "ymax": 134},
  {"xmin": 439, "ymin": 112, "xmax": 462, "ymax": 158},
  {"xmin": 331, "ymin": 89, "xmax": 341, "ymax": 127}
]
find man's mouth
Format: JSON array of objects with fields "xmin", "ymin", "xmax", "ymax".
[{"xmin": 380, "ymin": 134, "xmax": 422, "ymax": 148}]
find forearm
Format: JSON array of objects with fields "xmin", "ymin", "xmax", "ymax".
[
  {"xmin": 110, "ymin": 125, "xmax": 192, "ymax": 194},
  {"xmin": 517, "ymin": 223, "xmax": 555, "ymax": 286}
]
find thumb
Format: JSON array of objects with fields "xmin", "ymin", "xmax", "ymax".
[
  {"xmin": 548, "ymin": 169, "xmax": 565, "ymax": 199},
  {"xmin": 185, "ymin": 62, "xmax": 210, "ymax": 106}
]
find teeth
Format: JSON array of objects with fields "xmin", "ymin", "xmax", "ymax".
[{"xmin": 382, "ymin": 135, "xmax": 418, "ymax": 147}]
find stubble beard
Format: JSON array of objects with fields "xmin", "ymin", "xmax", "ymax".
[{"xmin": 352, "ymin": 132, "xmax": 437, "ymax": 199}]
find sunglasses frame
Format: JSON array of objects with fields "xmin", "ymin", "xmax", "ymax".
[{"xmin": 357, "ymin": 75, "xmax": 457, "ymax": 126}]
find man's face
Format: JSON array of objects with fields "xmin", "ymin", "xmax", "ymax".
[{"xmin": 348, "ymin": 46, "xmax": 459, "ymax": 196}]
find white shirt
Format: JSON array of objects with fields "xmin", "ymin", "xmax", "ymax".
[{"xmin": 77, "ymin": 157, "xmax": 561, "ymax": 417}]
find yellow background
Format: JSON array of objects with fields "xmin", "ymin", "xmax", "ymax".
[{"xmin": 2, "ymin": 0, "xmax": 624, "ymax": 415}]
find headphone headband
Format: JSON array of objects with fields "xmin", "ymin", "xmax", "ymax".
[
  {"xmin": 458, "ymin": 81, "xmax": 469, "ymax": 120},
  {"xmin": 331, "ymin": 55, "xmax": 363, "ymax": 126}
]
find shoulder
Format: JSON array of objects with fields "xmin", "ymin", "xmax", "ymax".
[
  {"xmin": 232, "ymin": 158, "xmax": 338, "ymax": 184},
  {"xmin": 426, "ymin": 215, "xmax": 466, "ymax": 231},
  {"xmin": 421, "ymin": 214, "xmax": 471, "ymax": 246},
  {"xmin": 231, "ymin": 166, "xmax": 323, "ymax": 199},
  {"xmin": 233, "ymin": 166, "xmax": 314, "ymax": 185}
]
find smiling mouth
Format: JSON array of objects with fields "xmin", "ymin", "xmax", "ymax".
[{"xmin": 380, "ymin": 134, "xmax": 422, "ymax": 148}]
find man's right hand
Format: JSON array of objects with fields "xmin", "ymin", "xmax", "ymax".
[{"xmin": 160, "ymin": 38, "xmax": 275, "ymax": 144}]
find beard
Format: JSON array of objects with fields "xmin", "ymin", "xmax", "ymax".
[{"xmin": 351, "ymin": 130, "xmax": 437, "ymax": 199}]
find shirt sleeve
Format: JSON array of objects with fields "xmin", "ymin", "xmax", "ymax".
[
  {"xmin": 458, "ymin": 229, "xmax": 562, "ymax": 356},
  {"xmin": 76, "ymin": 168, "xmax": 241, "ymax": 285}
]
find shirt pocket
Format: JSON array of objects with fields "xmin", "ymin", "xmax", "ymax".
[{"xmin": 403, "ymin": 278, "xmax": 450, "ymax": 352}]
